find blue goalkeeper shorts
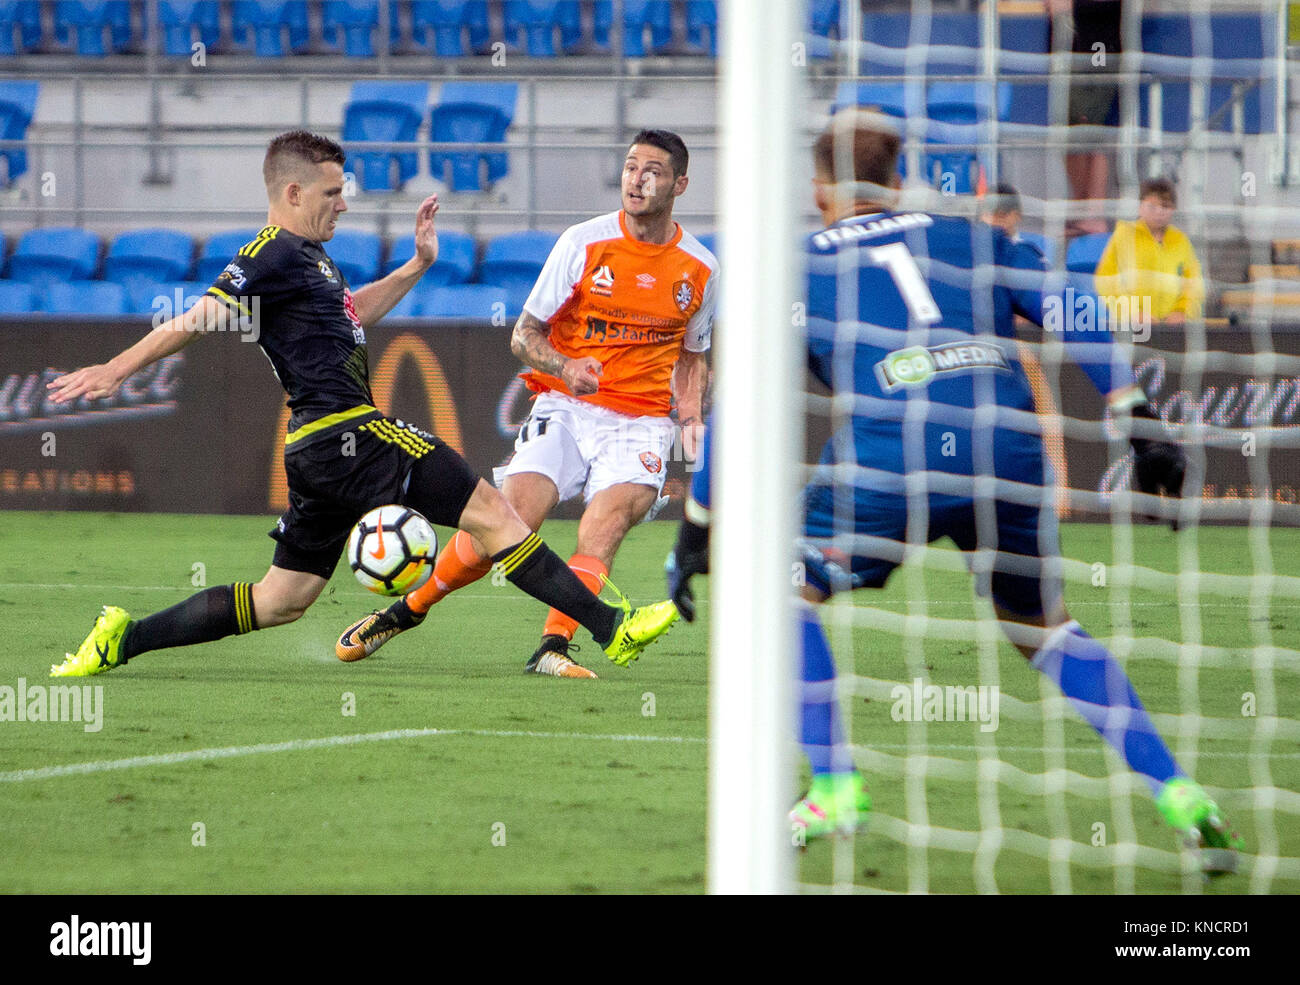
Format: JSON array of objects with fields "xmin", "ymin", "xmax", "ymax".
[{"xmin": 800, "ymin": 483, "xmax": 1063, "ymax": 618}]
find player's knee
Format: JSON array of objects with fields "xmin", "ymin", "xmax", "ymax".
[{"xmin": 459, "ymin": 480, "xmax": 529, "ymax": 553}]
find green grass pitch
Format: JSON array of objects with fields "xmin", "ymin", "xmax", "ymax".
[{"xmin": 0, "ymin": 511, "xmax": 1296, "ymax": 893}]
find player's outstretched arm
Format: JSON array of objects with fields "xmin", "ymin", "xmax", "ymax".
[
  {"xmin": 46, "ymin": 294, "xmax": 223, "ymax": 405},
  {"xmin": 510, "ymin": 310, "xmax": 602, "ymax": 396},
  {"xmin": 350, "ymin": 194, "xmax": 439, "ymax": 328}
]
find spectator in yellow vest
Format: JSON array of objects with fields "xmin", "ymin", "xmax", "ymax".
[{"xmin": 1094, "ymin": 177, "xmax": 1205, "ymax": 325}]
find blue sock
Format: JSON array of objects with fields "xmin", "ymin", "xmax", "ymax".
[
  {"xmin": 1031, "ymin": 621, "xmax": 1184, "ymax": 795},
  {"xmin": 801, "ymin": 608, "xmax": 852, "ymax": 777}
]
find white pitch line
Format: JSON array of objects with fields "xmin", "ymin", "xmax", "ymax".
[{"xmin": 0, "ymin": 727, "xmax": 705, "ymax": 784}]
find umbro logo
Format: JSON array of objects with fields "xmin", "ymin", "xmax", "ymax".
[{"xmin": 636, "ymin": 273, "xmax": 656, "ymax": 289}]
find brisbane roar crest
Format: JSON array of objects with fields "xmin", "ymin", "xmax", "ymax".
[
  {"xmin": 673, "ymin": 279, "xmax": 695, "ymax": 312},
  {"xmin": 639, "ymin": 451, "xmax": 663, "ymax": 474}
]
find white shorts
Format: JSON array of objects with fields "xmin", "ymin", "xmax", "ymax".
[{"xmin": 496, "ymin": 391, "xmax": 676, "ymax": 510}]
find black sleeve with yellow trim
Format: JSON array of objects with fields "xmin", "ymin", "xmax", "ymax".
[{"xmin": 204, "ymin": 225, "xmax": 300, "ymax": 322}]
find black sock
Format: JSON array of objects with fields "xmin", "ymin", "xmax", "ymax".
[
  {"xmin": 492, "ymin": 535, "xmax": 618, "ymax": 645},
  {"xmin": 121, "ymin": 583, "xmax": 258, "ymax": 661},
  {"xmin": 388, "ymin": 596, "xmax": 423, "ymax": 629}
]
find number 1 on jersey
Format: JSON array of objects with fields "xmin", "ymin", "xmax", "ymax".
[{"xmin": 866, "ymin": 241, "xmax": 942, "ymax": 325}]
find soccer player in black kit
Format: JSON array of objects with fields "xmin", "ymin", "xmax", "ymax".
[{"xmin": 48, "ymin": 131, "xmax": 678, "ymax": 677}]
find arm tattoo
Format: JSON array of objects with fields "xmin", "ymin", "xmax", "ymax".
[{"xmin": 511, "ymin": 312, "xmax": 568, "ymax": 376}]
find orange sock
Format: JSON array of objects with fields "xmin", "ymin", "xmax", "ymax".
[
  {"xmin": 542, "ymin": 554, "xmax": 608, "ymax": 640},
  {"xmin": 408, "ymin": 530, "xmax": 492, "ymax": 614}
]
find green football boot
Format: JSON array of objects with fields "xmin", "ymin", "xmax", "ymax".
[
  {"xmin": 50, "ymin": 605, "xmax": 131, "ymax": 678},
  {"xmin": 1157, "ymin": 778, "xmax": 1244, "ymax": 876},
  {"xmin": 790, "ymin": 771, "xmax": 872, "ymax": 842},
  {"xmin": 600, "ymin": 576, "xmax": 679, "ymax": 667}
]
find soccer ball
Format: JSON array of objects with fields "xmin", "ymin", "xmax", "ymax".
[{"xmin": 348, "ymin": 505, "xmax": 437, "ymax": 596}]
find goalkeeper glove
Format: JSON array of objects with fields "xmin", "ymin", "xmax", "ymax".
[
  {"xmin": 665, "ymin": 517, "xmax": 709, "ymax": 623},
  {"xmin": 1129, "ymin": 404, "xmax": 1186, "ymax": 529}
]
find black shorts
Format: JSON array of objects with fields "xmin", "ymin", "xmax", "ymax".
[{"xmin": 270, "ymin": 414, "xmax": 480, "ymax": 580}]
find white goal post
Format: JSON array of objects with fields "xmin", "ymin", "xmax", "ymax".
[{"xmin": 709, "ymin": 0, "xmax": 805, "ymax": 894}]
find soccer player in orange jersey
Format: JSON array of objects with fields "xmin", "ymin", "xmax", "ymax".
[{"xmin": 336, "ymin": 130, "xmax": 717, "ymax": 677}]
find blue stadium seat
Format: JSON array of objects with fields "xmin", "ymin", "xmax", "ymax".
[
  {"xmin": 105, "ymin": 229, "xmax": 196, "ymax": 310},
  {"xmin": 385, "ymin": 289, "xmax": 421, "ymax": 317},
  {"xmin": 858, "ymin": 11, "xmax": 980, "ymax": 76},
  {"xmin": 410, "ymin": 0, "xmax": 489, "ymax": 56},
  {"xmin": 999, "ymin": 14, "xmax": 1050, "ymax": 127},
  {"xmin": 592, "ymin": 0, "xmax": 670, "ymax": 57},
  {"xmin": 1066, "ymin": 232, "xmax": 1112, "ymax": 274},
  {"xmin": 158, "ymin": 1, "xmax": 220, "ymax": 56},
  {"xmin": 0, "ymin": 80, "xmax": 40, "ymax": 187},
  {"xmin": 343, "ymin": 80, "xmax": 427, "ymax": 192},
  {"xmin": 134, "ymin": 280, "xmax": 208, "ymax": 316},
  {"xmin": 478, "ymin": 230, "xmax": 558, "ymax": 293},
  {"xmin": 55, "ymin": 1, "xmax": 132, "ymax": 56},
  {"xmin": 196, "ymin": 229, "xmax": 261, "ymax": 283},
  {"xmin": 0, "ymin": 280, "xmax": 38, "ymax": 314},
  {"xmin": 554, "ymin": 0, "xmax": 591, "ymax": 53},
  {"xmin": 0, "ymin": 2, "xmax": 42, "ymax": 55},
  {"xmin": 504, "ymin": 1, "xmax": 565, "ymax": 57},
  {"xmin": 924, "ymin": 81, "xmax": 1010, "ymax": 194},
  {"xmin": 323, "ymin": 0, "xmax": 378, "ymax": 57},
  {"xmin": 44, "ymin": 280, "xmax": 128, "ymax": 316},
  {"xmin": 429, "ymin": 82, "xmax": 518, "ymax": 192},
  {"xmin": 420, "ymin": 283, "xmax": 510, "ymax": 320},
  {"xmin": 832, "ymin": 80, "xmax": 922, "ymax": 119},
  {"xmin": 923, "ymin": 151, "xmax": 981, "ymax": 195},
  {"xmin": 1017, "ymin": 231, "xmax": 1056, "ymax": 267},
  {"xmin": 1140, "ymin": 13, "xmax": 1275, "ymax": 135},
  {"xmin": 231, "ymin": 0, "xmax": 308, "ymax": 56},
  {"xmin": 808, "ymin": 0, "xmax": 839, "ymax": 39},
  {"xmin": 927, "ymin": 81, "xmax": 1012, "ymax": 126},
  {"xmin": 326, "ymin": 229, "xmax": 382, "ymax": 286},
  {"xmin": 9, "ymin": 228, "xmax": 100, "ymax": 292},
  {"xmin": 685, "ymin": 1, "xmax": 716, "ymax": 56},
  {"xmin": 385, "ymin": 229, "xmax": 476, "ymax": 284},
  {"xmin": 105, "ymin": 228, "xmax": 195, "ymax": 283}
]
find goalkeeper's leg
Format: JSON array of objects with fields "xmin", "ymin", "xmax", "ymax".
[
  {"xmin": 995, "ymin": 586, "xmax": 1243, "ymax": 870},
  {"xmin": 789, "ymin": 588, "xmax": 871, "ymax": 842}
]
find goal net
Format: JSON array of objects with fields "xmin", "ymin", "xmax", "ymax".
[{"xmin": 722, "ymin": 0, "xmax": 1300, "ymax": 894}]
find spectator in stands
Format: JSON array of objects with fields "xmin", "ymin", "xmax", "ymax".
[
  {"xmin": 1094, "ymin": 177, "xmax": 1204, "ymax": 325},
  {"xmin": 1049, "ymin": 0, "xmax": 1123, "ymax": 235},
  {"xmin": 980, "ymin": 183, "xmax": 1024, "ymax": 240}
]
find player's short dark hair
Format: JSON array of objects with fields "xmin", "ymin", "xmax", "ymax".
[
  {"xmin": 812, "ymin": 110, "xmax": 901, "ymax": 191},
  {"xmin": 1139, "ymin": 177, "xmax": 1177, "ymax": 206},
  {"xmin": 985, "ymin": 183, "xmax": 1021, "ymax": 216},
  {"xmin": 629, "ymin": 129, "xmax": 689, "ymax": 177},
  {"xmin": 263, "ymin": 130, "xmax": 346, "ymax": 192}
]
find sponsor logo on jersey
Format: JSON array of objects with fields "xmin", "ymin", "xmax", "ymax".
[
  {"xmin": 318, "ymin": 259, "xmax": 339, "ymax": 283},
  {"xmin": 639, "ymin": 451, "xmax": 663, "ymax": 474},
  {"xmin": 218, "ymin": 263, "xmax": 247, "ymax": 290},
  {"xmin": 673, "ymin": 279, "xmax": 694, "ymax": 312},
  {"xmin": 636, "ymin": 273, "xmax": 656, "ymax": 289},
  {"xmin": 875, "ymin": 341, "xmax": 1011, "ymax": 393},
  {"xmin": 591, "ymin": 265, "xmax": 615, "ymax": 297},
  {"xmin": 342, "ymin": 288, "xmax": 365, "ymax": 344}
]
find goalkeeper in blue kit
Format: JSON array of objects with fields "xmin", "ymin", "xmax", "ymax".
[{"xmin": 667, "ymin": 110, "xmax": 1241, "ymax": 872}]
